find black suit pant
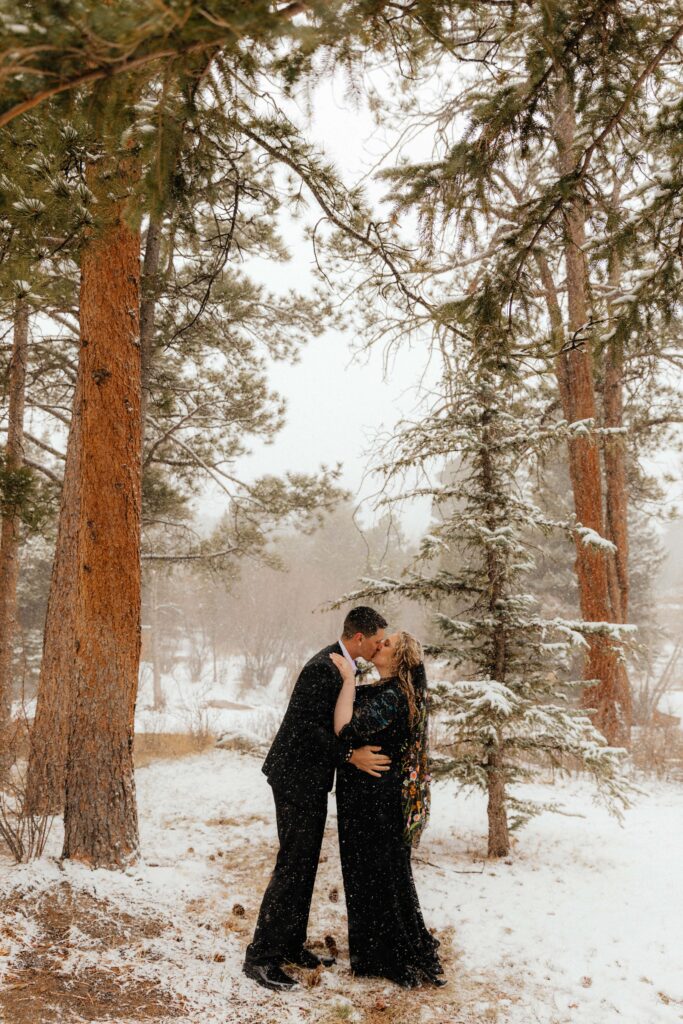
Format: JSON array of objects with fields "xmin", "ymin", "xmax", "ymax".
[{"xmin": 244, "ymin": 786, "xmax": 328, "ymax": 966}]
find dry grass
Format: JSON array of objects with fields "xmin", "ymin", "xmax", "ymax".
[
  {"xmin": 133, "ymin": 731, "xmax": 215, "ymax": 767},
  {"xmin": 0, "ymin": 882, "xmax": 185, "ymax": 1024},
  {"xmin": 0, "ymin": 807, "xmax": 523, "ymax": 1024},
  {"xmin": 2, "ymin": 963, "xmax": 179, "ymax": 1024},
  {"xmin": 4, "ymin": 721, "xmax": 215, "ymax": 771}
]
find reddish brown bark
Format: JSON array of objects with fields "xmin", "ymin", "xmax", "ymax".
[
  {"xmin": 61, "ymin": 154, "xmax": 142, "ymax": 866},
  {"xmin": 0, "ymin": 296, "xmax": 29, "ymax": 781},
  {"xmin": 553, "ymin": 82, "xmax": 631, "ymax": 748},
  {"xmin": 25, "ymin": 370, "xmax": 82, "ymax": 814}
]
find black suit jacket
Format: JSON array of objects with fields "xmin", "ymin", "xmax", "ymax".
[{"xmin": 262, "ymin": 642, "xmax": 354, "ymax": 804}]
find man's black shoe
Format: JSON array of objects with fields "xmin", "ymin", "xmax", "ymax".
[
  {"xmin": 242, "ymin": 962, "xmax": 299, "ymax": 991},
  {"xmin": 286, "ymin": 948, "xmax": 336, "ymax": 969}
]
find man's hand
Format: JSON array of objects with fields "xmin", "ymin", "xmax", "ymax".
[{"xmin": 349, "ymin": 745, "xmax": 391, "ymax": 778}]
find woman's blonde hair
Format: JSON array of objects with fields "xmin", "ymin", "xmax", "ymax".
[{"xmin": 393, "ymin": 631, "xmax": 423, "ymax": 724}]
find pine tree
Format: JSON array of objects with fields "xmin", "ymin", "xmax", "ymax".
[
  {"xmin": 340, "ymin": 349, "xmax": 635, "ymax": 856},
  {"xmin": 22, "ymin": 67, "xmax": 347, "ymax": 822},
  {"xmin": 0, "ymin": 113, "xmax": 83, "ymax": 785}
]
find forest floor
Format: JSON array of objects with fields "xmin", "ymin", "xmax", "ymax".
[{"xmin": 0, "ymin": 746, "xmax": 682, "ymax": 1024}]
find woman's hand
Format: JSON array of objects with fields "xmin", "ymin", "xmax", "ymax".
[
  {"xmin": 331, "ymin": 652, "xmax": 356, "ymax": 735},
  {"xmin": 330, "ymin": 652, "xmax": 356, "ymax": 686}
]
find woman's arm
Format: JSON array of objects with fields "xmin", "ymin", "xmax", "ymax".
[{"xmin": 330, "ymin": 652, "xmax": 356, "ymax": 735}]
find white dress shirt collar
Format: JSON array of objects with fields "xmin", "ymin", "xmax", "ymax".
[{"xmin": 338, "ymin": 638, "xmax": 357, "ymax": 671}]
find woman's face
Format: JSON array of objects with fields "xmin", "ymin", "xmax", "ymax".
[{"xmin": 372, "ymin": 631, "xmax": 400, "ymax": 674}]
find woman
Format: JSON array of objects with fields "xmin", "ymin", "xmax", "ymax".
[{"xmin": 330, "ymin": 631, "xmax": 445, "ymax": 989}]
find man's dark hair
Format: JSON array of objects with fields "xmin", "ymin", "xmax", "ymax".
[{"xmin": 342, "ymin": 606, "xmax": 388, "ymax": 638}]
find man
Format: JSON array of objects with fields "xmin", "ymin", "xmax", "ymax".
[{"xmin": 243, "ymin": 606, "xmax": 390, "ymax": 991}]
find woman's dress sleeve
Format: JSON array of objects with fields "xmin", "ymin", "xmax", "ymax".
[{"xmin": 339, "ymin": 686, "xmax": 402, "ymax": 744}]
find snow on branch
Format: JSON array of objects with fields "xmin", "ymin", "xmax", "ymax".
[
  {"xmin": 574, "ymin": 524, "xmax": 617, "ymax": 553},
  {"xmin": 551, "ymin": 617, "xmax": 638, "ymax": 640}
]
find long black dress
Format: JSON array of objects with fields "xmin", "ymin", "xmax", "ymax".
[{"xmin": 335, "ymin": 677, "xmax": 442, "ymax": 985}]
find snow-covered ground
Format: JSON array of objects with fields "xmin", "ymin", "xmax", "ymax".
[
  {"xmin": 134, "ymin": 658, "xmax": 285, "ymax": 740},
  {"xmin": 1, "ymin": 748, "xmax": 681, "ymax": 1024}
]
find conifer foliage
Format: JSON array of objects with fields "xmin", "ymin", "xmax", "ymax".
[
  {"xmin": 350, "ymin": 0, "xmax": 683, "ymax": 748},
  {"xmin": 341, "ymin": 350, "xmax": 635, "ymax": 856}
]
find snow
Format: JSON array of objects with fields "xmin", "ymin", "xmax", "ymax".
[
  {"xmin": 426, "ymin": 776, "xmax": 683, "ymax": 1023},
  {"xmin": 134, "ymin": 658, "xmax": 285, "ymax": 740},
  {"xmin": 1, "ymin": 750, "xmax": 681, "ymax": 1023},
  {"xmin": 575, "ymin": 525, "xmax": 617, "ymax": 554},
  {"xmin": 550, "ymin": 618, "xmax": 638, "ymax": 646},
  {"xmin": 447, "ymin": 679, "xmax": 518, "ymax": 717},
  {"xmin": 565, "ymin": 418, "xmax": 595, "ymax": 436}
]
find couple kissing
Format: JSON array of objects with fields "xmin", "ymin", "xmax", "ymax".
[{"xmin": 243, "ymin": 606, "xmax": 445, "ymax": 992}]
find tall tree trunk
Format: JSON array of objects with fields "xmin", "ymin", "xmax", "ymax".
[
  {"xmin": 0, "ymin": 295, "xmax": 29, "ymax": 783},
  {"xmin": 62, "ymin": 153, "xmax": 142, "ymax": 867},
  {"xmin": 553, "ymin": 81, "xmax": 630, "ymax": 748},
  {"xmin": 601, "ymin": 184, "xmax": 633, "ymax": 736},
  {"xmin": 481, "ymin": 406, "xmax": 511, "ymax": 857},
  {"xmin": 25, "ymin": 371, "xmax": 82, "ymax": 814},
  {"xmin": 602, "ymin": 181, "xmax": 630, "ymax": 624},
  {"xmin": 486, "ymin": 744, "xmax": 510, "ymax": 857}
]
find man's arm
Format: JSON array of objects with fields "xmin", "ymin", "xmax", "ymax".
[
  {"xmin": 291, "ymin": 659, "xmax": 348, "ymax": 761},
  {"xmin": 348, "ymin": 746, "xmax": 392, "ymax": 777}
]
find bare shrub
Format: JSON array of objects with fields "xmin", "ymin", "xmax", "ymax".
[
  {"xmin": 632, "ymin": 640, "xmax": 682, "ymax": 726},
  {"xmin": 631, "ymin": 723, "xmax": 683, "ymax": 779},
  {"xmin": 0, "ymin": 726, "xmax": 54, "ymax": 862},
  {"xmin": 176, "ymin": 682, "xmax": 219, "ymax": 749}
]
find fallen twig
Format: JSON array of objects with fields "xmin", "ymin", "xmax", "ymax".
[{"xmin": 414, "ymin": 856, "xmax": 487, "ymax": 875}]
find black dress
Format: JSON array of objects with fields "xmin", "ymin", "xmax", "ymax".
[{"xmin": 335, "ymin": 677, "xmax": 442, "ymax": 985}]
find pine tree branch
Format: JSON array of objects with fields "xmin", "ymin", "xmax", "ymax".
[
  {"xmin": 141, "ymin": 546, "xmax": 239, "ymax": 562},
  {"xmin": 0, "ymin": 1, "xmax": 314, "ymax": 129},
  {"xmin": 24, "ymin": 432, "xmax": 66, "ymax": 462},
  {"xmin": 22, "ymin": 456, "xmax": 62, "ymax": 486},
  {"xmin": 27, "ymin": 402, "xmax": 71, "ymax": 428},
  {"xmin": 509, "ymin": 21, "xmax": 683, "ymax": 292},
  {"xmin": 576, "ymin": 22, "xmax": 683, "ymax": 179},
  {"xmin": 143, "ymin": 401, "xmax": 218, "ymax": 467},
  {"xmin": 0, "ymin": 41, "xmax": 216, "ymax": 129},
  {"xmin": 234, "ymin": 118, "xmax": 470, "ymax": 343}
]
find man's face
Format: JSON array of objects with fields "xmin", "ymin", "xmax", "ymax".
[{"xmin": 356, "ymin": 629, "xmax": 386, "ymax": 661}]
